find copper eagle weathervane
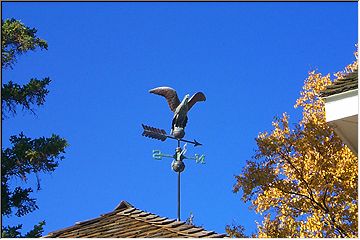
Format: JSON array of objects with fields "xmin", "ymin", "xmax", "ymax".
[
  {"xmin": 149, "ymin": 87, "xmax": 206, "ymax": 139},
  {"xmin": 142, "ymin": 86, "xmax": 206, "ymax": 221}
]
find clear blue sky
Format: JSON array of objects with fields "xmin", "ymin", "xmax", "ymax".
[{"xmin": 2, "ymin": 2, "xmax": 357, "ymax": 236}]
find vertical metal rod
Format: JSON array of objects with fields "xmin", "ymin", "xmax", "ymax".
[
  {"xmin": 177, "ymin": 171, "xmax": 181, "ymax": 221},
  {"xmin": 177, "ymin": 139, "xmax": 181, "ymax": 221}
]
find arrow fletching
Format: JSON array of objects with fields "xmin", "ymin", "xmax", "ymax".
[{"xmin": 142, "ymin": 124, "xmax": 167, "ymax": 141}]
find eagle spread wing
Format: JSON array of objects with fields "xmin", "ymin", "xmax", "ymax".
[
  {"xmin": 149, "ymin": 87, "xmax": 181, "ymax": 112},
  {"xmin": 188, "ymin": 92, "xmax": 206, "ymax": 111}
]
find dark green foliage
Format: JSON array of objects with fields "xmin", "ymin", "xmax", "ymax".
[
  {"xmin": 2, "ymin": 18, "xmax": 48, "ymax": 69},
  {"xmin": 1, "ymin": 18, "xmax": 68, "ymax": 238},
  {"xmin": 1, "ymin": 224, "xmax": 23, "ymax": 238},
  {"xmin": 2, "ymin": 221, "xmax": 45, "ymax": 238},
  {"xmin": 2, "ymin": 133, "xmax": 67, "ymax": 217},
  {"xmin": 2, "ymin": 78, "xmax": 51, "ymax": 118},
  {"xmin": 1, "ymin": 186, "xmax": 37, "ymax": 217},
  {"xmin": 1, "ymin": 18, "xmax": 51, "ymax": 119},
  {"xmin": 24, "ymin": 221, "xmax": 46, "ymax": 237}
]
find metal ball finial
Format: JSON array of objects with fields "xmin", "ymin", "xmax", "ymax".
[
  {"xmin": 171, "ymin": 160, "xmax": 185, "ymax": 172},
  {"xmin": 172, "ymin": 127, "xmax": 185, "ymax": 139}
]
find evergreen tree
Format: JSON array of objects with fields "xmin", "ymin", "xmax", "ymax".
[{"xmin": 1, "ymin": 18, "xmax": 68, "ymax": 238}]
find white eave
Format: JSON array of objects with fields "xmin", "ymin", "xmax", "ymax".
[
  {"xmin": 324, "ymin": 89, "xmax": 358, "ymax": 122},
  {"xmin": 323, "ymin": 89, "xmax": 358, "ymax": 154}
]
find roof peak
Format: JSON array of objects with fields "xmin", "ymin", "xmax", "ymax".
[{"xmin": 114, "ymin": 200, "xmax": 134, "ymax": 211}]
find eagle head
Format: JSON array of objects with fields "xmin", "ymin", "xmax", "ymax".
[{"xmin": 183, "ymin": 94, "xmax": 190, "ymax": 104}]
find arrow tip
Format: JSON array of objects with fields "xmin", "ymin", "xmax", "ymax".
[{"xmin": 194, "ymin": 139, "xmax": 202, "ymax": 147}]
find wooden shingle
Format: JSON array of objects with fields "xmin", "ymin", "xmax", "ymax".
[{"xmin": 320, "ymin": 71, "xmax": 358, "ymax": 97}]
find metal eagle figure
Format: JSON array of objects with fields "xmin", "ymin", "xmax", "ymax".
[{"xmin": 149, "ymin": 87, "xmax": 206, "ymax": 139}]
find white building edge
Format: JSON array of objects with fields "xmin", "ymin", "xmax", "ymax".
[{"xmin": 322, "ymin": 71, "xmax": 358, "ymax": 154}]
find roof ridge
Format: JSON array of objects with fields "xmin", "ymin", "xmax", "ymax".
[
  {"xmin": 45, "ymin": 201, "xmax": 132, "ymax": 237},
  {"xmin": 118, "ymin": 206, "xmax": 225, "ymax": 237}
]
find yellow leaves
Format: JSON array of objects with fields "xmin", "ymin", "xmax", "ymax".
[
  {"xmin": 294, "ymin": 70, "xmax": 334, "ymax": 126},
  {"xmin": 334, "ymin": 45, "xmax": 358, "ymax": 79},
  {"xmin": 302, "ymin": 211, "xmax": 326, "ymax": 237},
  {"xmin": 254, "ymin": 188, "xmax": 285, "ymax": 214},
  {"xmin": 238, "ymin": 47, "xmax": 358, "ymax": 237}
]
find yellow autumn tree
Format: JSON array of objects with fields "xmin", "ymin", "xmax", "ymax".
[{"xmin": 231, "ymin": 50, "xmax": 358, "ymax": 238}]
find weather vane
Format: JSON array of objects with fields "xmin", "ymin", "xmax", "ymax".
[{"xmin": 142, "ymin": 86, "xmax": 206, "ymax": 221}]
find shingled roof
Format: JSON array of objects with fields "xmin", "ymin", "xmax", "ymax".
[
  {"xmin": 45, "ymin": 201, "xmax": 227, "ymax": 238},
  {"xmin": 320, "ymin": 71, "xmax": 358, "ymax": 97}
]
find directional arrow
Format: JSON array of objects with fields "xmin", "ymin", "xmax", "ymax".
[{"xmin": 141, "ymin": 124, "xmax": 202, "ymax": 146}]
